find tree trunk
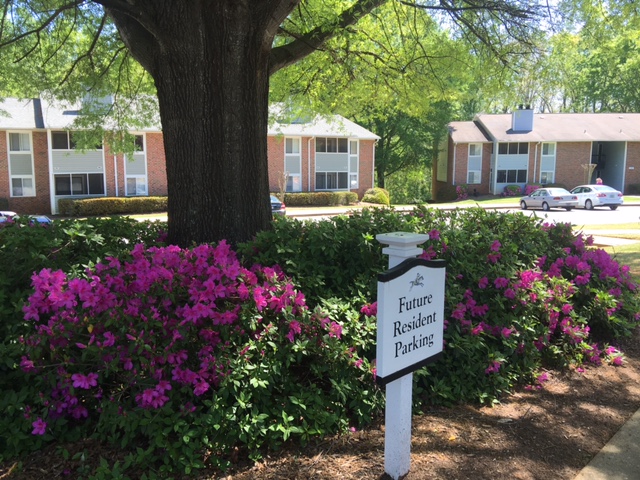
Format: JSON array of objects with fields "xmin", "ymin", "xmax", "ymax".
[{"xmin": 108, "ymin": 1, "xmax": 277, "ymax": 246}]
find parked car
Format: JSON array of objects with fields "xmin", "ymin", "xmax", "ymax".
[
  {"xmin": 270, "ymin": 195, "xmax": 286, "ymax": 215},
  {"xmin": 0, "ymin": 210, "xmax": 17, "ymax": 222},
  {"xmin": 520, "ymin": 188, "xmax": 578, "ymax": 211},
  {"xmin": 0, "ymin": 211, "xmax": 52, "ymax": 225},
  {"xmin": 569, "ymin": 185, "xmax": 624, "ymax": 210}
]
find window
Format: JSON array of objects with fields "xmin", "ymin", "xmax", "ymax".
[
  {"xmin": 126, "ymin": 177, "xmax": 147, "ymax": 195},
  {"xmin": 540, "ymin": 142, "xmax": 556, "ymax": 184},
  {"xmin": 315, "ymin": 137, "xmax": 357, "ymax": 191},
  {"xmin": 285, "ymin": 137, "xmax": 302, "ymax": 192},
  {"xmin": 496, "ymin": 169, "xmax": 527, "ymax": 183},
  {"xmin": 349, "ymin": 140, "xmax": 359, "ymax": 188},
  {"xmin": 316, "ymin": 137, "xmax": 348, "ymax": 153},
  {"xmin": 55, "ymin": 173, "xmax": 105, "ymax": 195},
  {"xmin": 8, "ymin": 132, "xmax": 35, "ymax": 197},
  {"xmin": 498, "ymin": 142, "xmax": 528, "ymax": 155},
  {"xmin": 51, "ymin": 131, "xmax": 102, "ymax": 150},
  {"xmin": 540, "ymin": 171, "xmax": 554, "ymax": 184},
  {"xmin": 9, "ymin": 133, "xmax": 30, "ymax": 151},
  {"xmin": 125, "ymin": 134, "xmax": 148, "ymax": 196},
  {"xmin": 316, "ymin": 172, "xmax": 348, "ymax": 190},
  {"xmin": 467, "ymin": 143, "xmax": 482, "ymax": 184},
  {"xmin": 52, "ymin": 131, "xmax": 76, "ymax": 150}
]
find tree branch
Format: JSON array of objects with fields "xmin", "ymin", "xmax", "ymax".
[
  {"xmin": 269, "ymin": 0, "xmax": 388, "ymax": 75},
  {"xmin": 0, "ymin": 0, "xmax": 85, "ymax": 47}
]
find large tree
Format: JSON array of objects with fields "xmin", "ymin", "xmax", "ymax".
[{"xmin": 0, "ymin": 0, "xmax": 539, "ymax": 246}]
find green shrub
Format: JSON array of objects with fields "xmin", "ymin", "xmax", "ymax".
[
  {"xmin": 2, "ymin": 207, "xmax": 639, "ymax": 476},
  {"xmin": 58, "ymin": 196, "xmax": 168, "ymax": 216},
  {"xmin": 283, "ymin": 192, "xmax": 358, "ymax": 206},
  {"xmin": 362, "ymin": 187, "xmax": 390, "ymax": 206},
  {"xmin": 0, "ymin": 216, "xmax": 167, "ymax": 443},
  {"xmin": 241, "ymin": 207, "xmax": 640, "ymax": 407},
  {"xmin": 386, "ymin": 167, "xmax": 432, "ymax": 204},
  {"xmin": 9, "ymin": 243, "xmax": 380, "ymax": 475}
]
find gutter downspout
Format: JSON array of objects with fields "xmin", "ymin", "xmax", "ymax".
[
  {"xmin": 308, "ymin": 137, "xmax": 314, "ymax": 192},
  {"xmin": 114, "ymin": 154, "xmax": 119, "ymax": 197},
  {"xmin": 452, "ymin": 143, "xmax": 457, "ymax": 185},
  {"xmin": 534, "ymin": 142, "xmax": 540, "ymax": 184},
  {"xmin": 372, "ymin": 139, "xmax": 377, "ymax": 188},
  {"xmin": 491, "ymin": 140, "xmax": 498, "ymax": 194},
  {"xmin": 46, "ymin": 129, "xmax": 56, "ymax": 215}
]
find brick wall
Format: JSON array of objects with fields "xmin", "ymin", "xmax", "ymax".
[
  {"xmin": 0, "ymin": 130, "xmax": 51, "ymax": 214},
  {"xmin": 358, "ymin": 139, "xmax": 375, "ymax": 198},
  {"xmin": 555, "ymin": 142, "xmax": 592, "ymax": 188},
  {"xmin": 267, "ymin": 135, "xmax": 286, "ymax": 194},
  {"xmin": 625, "ymin": 142, "xmax": 640, "ymax": 193},
  {"xmin": 146, "ymin": 133, "xmax": 168, "ymax": 196},
  {"xmin": 267, "ymin": 136, "xmax": 376, "ymax": 200}
]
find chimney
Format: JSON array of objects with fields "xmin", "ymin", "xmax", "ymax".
[{"xmin": 512, "ymin": 105, "xmax": 534, "ymax": 132}]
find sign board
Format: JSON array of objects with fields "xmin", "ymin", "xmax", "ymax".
[{"xmin": 376, "ymin": 257, "xmax": 446, "ymax": 385}]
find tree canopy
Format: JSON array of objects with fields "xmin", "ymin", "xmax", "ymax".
[{"xmin": 0, "ymin": 0, "xmax": 543, "ymax": 245}]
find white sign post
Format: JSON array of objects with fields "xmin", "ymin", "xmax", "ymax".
[{"xmin": 376, "ymin": 232, "xmax": 446, "ymax": 480}]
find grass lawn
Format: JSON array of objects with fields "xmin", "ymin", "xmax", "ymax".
[{"xmin": 602, "ymin": 243, "xmax": 640, "ymax": 282}]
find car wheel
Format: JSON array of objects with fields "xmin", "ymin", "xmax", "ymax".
[
  {"xmin": 565, "ymin": 207, "xmax": 573, "ymax": 211},
  {"xmin": 520, "ymin": 201, "xmax": 527, "ymax": 210},
  {"xmin": 542, "ymin": 202, "xmax": 550, "ymax": 211},
  {"xmin": 585, "ymin": 199, "xmax": 594, "ymax": 210},
  {"xmin": 610, "ymin": 206, "xmax": 618, "ymax": 210}
]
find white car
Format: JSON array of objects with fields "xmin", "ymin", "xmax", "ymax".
[
  {"xmin": 569, "ymin": 185, "xmax": 624, "ymax": 210},
  {"xmin": 519, "ymin": 188, "xmax": 578, "ymax": 211},
  {"xmin": 0, "ymin": 210, "xmax": 18, "ymax": 222}
]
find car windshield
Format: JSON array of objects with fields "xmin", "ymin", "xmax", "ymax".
[{"xmin": 593, "ymin": 185, "xmax": 616, "ymax": 192}]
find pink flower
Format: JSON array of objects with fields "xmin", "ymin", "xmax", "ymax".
[
  {"xmin": 194, "ymin": 380, "xmax": 210, "ymax": 396},
  {"xmin": 478, "ymin": 277, "xmax": 489, "ymax": 289},
  {"xmin": 536, "ymin": 372, "xmax": 549, "ymax": 384},
  {"xmin": 490, "ymin": 240, "xmax": 501, "ymax": 252},
  {"xmin": 287, "ymin": 320, "xmax": 301, "ymax": 343},
  {"xmin": 494, "ymin": 277, "xmax": 509, "ymax": 289},
  {"xmin": 360, "ymin": 302, "xmax": 377, "ymax": 317},
  {"xmin": 32, "ymin": 418, "xmax": 47, "ymax": 435},
  {"xmin": 485, "ymin": 360, "xmax": 502, "ymax": 375},
  {"xmin": 487, "ymin": 253, "xmax": 501, "ymax": 264},
  {"xmin": 328, "ymin": 322, "xmax": 342, "ymax": 339},
  {"xmin": 71, "ymin": 372, "xmax": 98, "ymax": 389}
]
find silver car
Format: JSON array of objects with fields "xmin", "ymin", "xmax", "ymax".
[
  {"xmin": 520, "ymin": 188, "xmax": 578, "ymax": 211},
  {"xmin": 569, "ymin": 185, "xmax": 624, "ymax": 210}
]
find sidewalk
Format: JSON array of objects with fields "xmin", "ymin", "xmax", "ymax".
[{"xmin": 573, "ymin": 408, "xmax": 640, "ymax": 480}]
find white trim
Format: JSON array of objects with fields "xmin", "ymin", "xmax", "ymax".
[
  {"xmin": 47, "ymin": 130, "xmax": 56, "ymax": 214},
  {"xmin": 125, "ymin": 133, "xmax": 148, "ymax": 196},
  {"xmin": 6, "ymin": 131, "xmax": 36, "ymax": 198},
  {"xmin": 466, "ymin": 143, "xmax": 482, "ymax": 184},
  {"xmin": 284, "ymin": 136, "xmax": 302, "ymax": 192}
]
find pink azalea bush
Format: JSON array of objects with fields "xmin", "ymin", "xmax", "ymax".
[
  {"xmin": 456, "ymin": 184, "xmax": 469, "ymax": 200},
  {"xmin": 18, "ymin": 241, "xmax": 377, "ymax": 472},
  {"xmin": 5, "ymin": 206, "xmax": 639, "ymax": 476},
  {"xmin": 503, "ymin": 184, "xmax": 522, "ymax": 196},
  {"xmin": 248, "ymin": 208, "xmax": 639, "ymax": 409},
  {"xmin": 525, "ymin": 183, "xmax": 541, "ymax": 195}
]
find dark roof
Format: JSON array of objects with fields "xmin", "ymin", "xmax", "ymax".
[{"xmin": 451, "ymin": 113, "xmax": 640, "ymax": 143}]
